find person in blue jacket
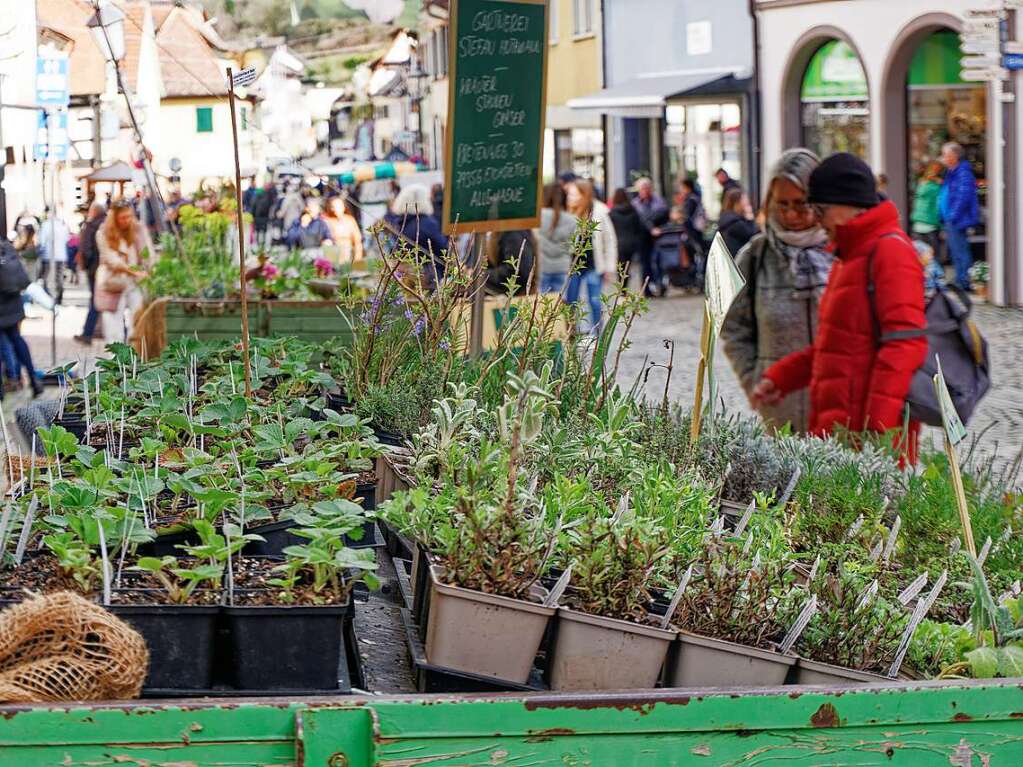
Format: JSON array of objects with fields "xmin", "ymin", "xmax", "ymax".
[{"xmin": 938, "ymin": 141, "xmax": 980, "ymax": 291}]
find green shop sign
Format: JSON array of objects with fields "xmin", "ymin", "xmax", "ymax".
[
  {"xmin": 801, "ymin": 40, "xmax": 868, "ymax": 102},
  {"xmin": 443, "ymin": 0, "xmax": 549, "ymax": 233}
]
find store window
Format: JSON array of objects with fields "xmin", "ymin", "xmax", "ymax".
[
  {"xmin": 573, "ymin": 0, "xmax": 593, "ymax": 36},
  {"xmin": 907, "ymin": 29, "xmax": 986, "ymax": 242},
  {"xmin": 664, "ymin": 102, "xmax": 742, "ymax": 219},
  {"xmin": 800, "ymin": 40, "xmax": 869, "ymax": 159},
  {"xmin": 196, "ymin": 107, "xmax": 213, "ymax": 133}
]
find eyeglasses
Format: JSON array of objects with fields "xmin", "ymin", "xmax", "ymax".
[
  {"xmin": 772, "ymin": 200, "xmax": 813, "ymax": 215},
  {"xmin": 812, "ymin": 204, "xmax": 831, "ymax": 219}
]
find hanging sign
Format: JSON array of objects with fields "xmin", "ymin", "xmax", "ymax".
[{"xmin": 442, "ymin": 0, "xmax": 549, "ymax": 233}]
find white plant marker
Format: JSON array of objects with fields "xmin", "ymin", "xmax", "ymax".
[
  {"xmin": 869, "ymin": 538, "xmax": 884, "ymax": 563},
  {"xmin": 780, "ymin": 594, "xmax": 818, "ymax": 655},
  {"xmin": 83, "ymin": 375, "xmax": 92, "ymax": 433},
  {"xmin": 733, "ymin": 499, "xmax": 755, "ymax": 538},
  {"xmin": 741, "ymin": 530, "xmax": 754, "ymax": 555},
  {"xmin": 855, "ymin": 579, "xmax": 879, "ymax": 613},
  {"xmin": 882, "ymin": 515, "xmax": 902, "ymax": 562},
  {"xmin": 950, "ymin": 537, "xmax": 962, "ymax": 557},
  {"xmin": 660, "ymin": 564, "xmax": 693, "ymax": 629},
  {"xmin": 898, "ymin": 572, "xmax": 929, "ymax": 607},
  {"xmin": 776, "ymin": 466, "xmax": 802, "ymax": 508},
  {"xmin": 807, "ymin": 554, "xmax": 821, "ymax": 582},
  {"xmin": 14, "ymin": 496, "xmax": 38, "ymax": 565},
  {"xmin": 610, "ymin": 492, "xmax": 630, "ymax": 526},
  {"xmin": 0, "ymin": 499, "xmax": 14, "ymax": 558},
  {"xmin": 229, "ymin": 361, "xmax": 236, "ymax": 395},
  {"xmin": 28, "ymin": 436, "xmax": 36, "ymax": 489},
  {"xmin": 888, "ymin": 570, "xmax": 947, "ymax": 679},
  {"xmin": 845, "ymin": 514, "xmax": 864, "ymax": 540},
  {"xmin": 0, "ymin": 401, "xmax": 15, "ymax": 496},
  {"xmin": 544, "ymin": 564, "xmax": 573, "ymax": 608},
  {"xmin": 96, "ymin": 519, "xmax": 111, "ymax": 606},
  {"xmin": 117, "ymin": 404, "xmax": 126, "ymax": 460},
  {"xmin": 978, "ymin": 535, "xmax": 993, "ymax": 566}
]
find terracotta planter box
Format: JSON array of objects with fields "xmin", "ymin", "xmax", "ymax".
[
  {"xmin": 668, "ymin": 632, "xmax": 795, "ymax": 688},
  {"xmin": 796, "ymin": 658, "xmax": 889, "ymax": 686},
  {"xmin": 548, "ymin": 608, "xmax": 674, "ymax": 691},
  {"xmin": 424, "ymin": 567, "xmax": 554, "ymax": 684}
]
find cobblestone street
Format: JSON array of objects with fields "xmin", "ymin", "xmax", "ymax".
[{"xmin": 617, "ymin": 293, "xmax": 1023, "ymax": 469}]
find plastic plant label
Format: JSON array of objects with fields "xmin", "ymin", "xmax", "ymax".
[
  {"xmin": 898, "ymin": 572, "xmax": 929, "ymax": 606},
  {"xmin": 733, "ymin": 500, "xmax": 755, "ymax": 538},
  {"xmin": 882, "ymin": 515, "xmax": 902, "ymax": 562},
  {"xmin": 13, "ymin": 496, "xmax": 38, "ymax": 566},
  {"xmin": 97, "ymin": 518, "xmax": 111, "ymax": 606},
  {"xmin": 544, "ymin": 564, "xmax": 573, "ymax": 608},
  {"xmin": 978, "ymin": 535, "xmax": 993, "ymax": 565},
  {"xmin": 0, "ymin": 501, "xmax": 13, "ymax": 558},
  {"xmin": 889, "ymin": 570, "xmax": 947, "ymax": 678},
  {"xmin": 703, "ymin": 233, "xmax": 746, "ymax": 335},
  {"xmin": 933, "ymin": 357, "xmax": 967, "ymax": 446},
  {"xmin": 780, "ymin": 594, "xmax": 818, "ymax": 654},
  {"xmin": 661, "ymin": 565, "xmax": 693, "ymax": 629},
  {"xmin": 845, "ymin": 514, "xmax": 864, "ymax": 540},
  {"xmin": 776, "ymin": 467, "xmax": 802, "ymax": 508}
]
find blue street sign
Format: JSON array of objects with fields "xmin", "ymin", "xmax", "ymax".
[
  {"xmin": 1004, "ymin": 53, "xmax": 1023, "ymax": 71},
  {"xmin": 34, "ymin": 111, "xmax": 69, "ymax": 162},
  {"xmin": 35, "ymin": 53, "xmax": 70, "ymax": 107}
]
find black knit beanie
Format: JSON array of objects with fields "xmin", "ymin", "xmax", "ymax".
[{"xmin": 807, "ymin": 152, "xmax": 879, "ymax": 209}]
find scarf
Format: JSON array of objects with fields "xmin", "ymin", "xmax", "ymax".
[{"xmin": 768, "ymin": 224, "xmax": 833, "ymax": 299}]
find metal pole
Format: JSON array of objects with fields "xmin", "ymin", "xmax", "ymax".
[
  {"xmin": 227, "ymin": 68, "xmax": 253, "ymax": 398},
  {"xmin": 48, "ymin": 114, "xmax": 57, "ymax": 366},
  {"xmin": 0, "ymin": 74, "xmax": 7, "ymax": 240}
]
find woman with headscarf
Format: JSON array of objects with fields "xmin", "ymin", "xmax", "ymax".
[{"xmin": 721, "ymin": 148, "xmax": 833, "ymax": 433}]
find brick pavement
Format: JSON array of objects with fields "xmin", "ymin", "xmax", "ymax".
[{"xmin": 615, "ymin": 294, "xmax": 1023, "ymax": 473}]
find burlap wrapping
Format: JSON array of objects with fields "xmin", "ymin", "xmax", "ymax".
[{"xmin": 0, "ymin": 592, "xmax": 148, "ymax": 703}]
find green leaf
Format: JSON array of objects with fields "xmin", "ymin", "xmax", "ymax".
[
  {"xmin": 966, "ymin": 646, "xmax": 999, "ymax": 678},
  {"xmin": 998, "ymin": 645, "xmax": 1023, "ymax": 678}
]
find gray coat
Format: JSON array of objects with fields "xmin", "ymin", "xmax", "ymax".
[{"xmin": 721, "ymin": 233, "xmax": 824, "ymax": 434}]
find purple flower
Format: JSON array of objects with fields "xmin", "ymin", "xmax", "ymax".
[
  {"xmin": 404, "ymin": 308, "xmax": 415, "ymax": 322},
  {"xmin": 439, "ymin": 340, "xmax": 450, "ymax": 351},
  {"xmin": 412, "ymin": 317, "xmax": 426, "ymax": 337},
  {"xmin": 391, "ymin": 293, "xmax": 406, "ymax": 307},
  {"xmin": 261, "ymin": 263, "xmax": 280, "ymax": 279}
]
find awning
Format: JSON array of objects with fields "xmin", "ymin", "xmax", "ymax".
[{"xmin": 567, "ymin": 69, "xmax": 739, "ymax": 117}]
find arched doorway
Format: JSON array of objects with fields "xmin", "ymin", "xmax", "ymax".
[{"xmin": 781, "ymin": 29, "xmax": 870, "ymax": 160}]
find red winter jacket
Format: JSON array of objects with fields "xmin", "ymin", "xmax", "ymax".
[{"xmin": 763, "ymin": 201, "xmax": 928, "ymax": 458}]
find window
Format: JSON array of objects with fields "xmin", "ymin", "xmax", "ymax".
[
  {"xmin": 550, "ymin": 0, "xmax": 559, "ymax": 43},
  {"xmin": 572, "ymin": 0, "xmax": 593, "ymax": 36},
  {"xmin": 196, "ymin": 107, "xmax": 213, "ymax": 133}
]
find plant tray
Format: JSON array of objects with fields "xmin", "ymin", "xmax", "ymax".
[{"xmin": 399, "ymin": 606, "xmax": 545, "ymax": 694}]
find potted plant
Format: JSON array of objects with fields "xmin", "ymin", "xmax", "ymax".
[
  {"xmin": 224, "ymin": 512, "xmax": 378, "ymax": 691},
  {"xmin": 548, "ymin": 512, "xmax": 675, "ymax": 691},
  {"xmin": 969, "ymin": 261, "xmax": 990, "ymax": 301},
  {"xmin": 668, "ymin": 540, "xmax": 798, "ymax": 688}
]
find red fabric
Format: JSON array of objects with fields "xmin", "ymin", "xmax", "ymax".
[{"xmin": 764, "ymin": 201, "xmax": 928, "ymax": 460}]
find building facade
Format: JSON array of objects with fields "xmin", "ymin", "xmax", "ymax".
[
  {"xmin": 756, "ymin": 0, "xmax": 1022, "ymax": 305},
  {"xmin": 570, "ymin": 0, "xmax": 757, "ymax": 217}
]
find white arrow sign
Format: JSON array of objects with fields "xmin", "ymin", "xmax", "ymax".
[{"xmin": 961, "ymin": 67, "xmax": 1009, "ymax": 81}]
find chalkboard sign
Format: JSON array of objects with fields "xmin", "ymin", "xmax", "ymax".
[{"xmin": 443, "ymin": 0, "xmax": 549, "ymax": 233}]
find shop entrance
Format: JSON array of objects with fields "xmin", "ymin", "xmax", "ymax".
[{"xmin": 799, "ymin": 40, "xmax": 870, "ymax": 160}]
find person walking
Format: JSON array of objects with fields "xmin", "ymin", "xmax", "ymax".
[
  {"xmin": 285, "ymin": 199, "xmax": 332, "ymax": 249},
  {"xmin": 721, "ymin": 149, "xmax": 832, "ymax": 433},
  {"xmin": 96, "ymin": 199, "xmax": 148, "ymax": 345},
  {"xmin": 631, "ymin": 177, "xmax": 669, "ymax": 297},
  {"xmin": 679, "ymin": 178, "xmax": 707, "ymax": 286},
  {"xmin": 565, "ymin": 179, "xmax": 618, "ymax": 332},
  {"xmin": 323, "ymin": 195, "xmax": 363, "ymax": 264},
  {"xmin": 938, "ymin": 142, "xmax": 979, "ymax": 292},
  {"xmin": 13, "ymin": 224, "xmax": 40, "ymax": 280},
  {"xmin": 0, "ymin": 240, "xmax": 42, "ymax": 397},
  {"xmin": 608, "ymin": 188, "xmax": 647, "ymax": 287},
  {"xmin": 251, "ymin": 180, "xmax": 277, "ymax": 251},
  {"xmin": 751, "ymin": 153, "xmax": 928, "ymax": 461},
  {"xmin": 74, "ymin": 202, "xmax": 107, "ymax": 345},
  {"xmin": 534, "ymin": 183, "xmax": 577, "ymax": 295},
  {"xmin": 717, "ymin": 187, "xmax": 759, "ymax": 258},
  {"xmin": 39, "ymin": 207, "xmax": 70, "ymax": 305},
  {"xmin": 715, "ymin": 167, "xmax": 741, "ymax": 204},
  {"xmin": 910, "ymin": 162, "xmax": 943, "ymax": 260},
  {"xmin": 385, "ymin": 185, "xmax": 449, "ymax": 286}
]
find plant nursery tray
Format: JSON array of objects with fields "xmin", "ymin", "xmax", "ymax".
[{"xmin": 399, "ymin": 606, "xmax": 546, "ymax": 694}]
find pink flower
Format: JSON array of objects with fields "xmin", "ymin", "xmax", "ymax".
[
  {"xmin": 314, "ymin": 257, "xmax": 335, "ymax": 277},
  {"xmin": 261, "ymin": 263, "xmax": 280, "ymax": 279}
]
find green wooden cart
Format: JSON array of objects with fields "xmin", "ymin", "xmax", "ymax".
[{"xmin": 2, "ymin": 680, "xmax": 1022, "ymax": 765}]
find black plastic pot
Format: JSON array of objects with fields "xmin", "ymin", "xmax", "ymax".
[
  {"xmin": 323, "ymin": 388, "xmax": 354, "ymax": 413},
  {"xmin": 223, "ymin": 597, "xmax": 353, "ymax": 690},
  {"xmin": 55, "ymin": 417, "xmax": 87, "ymax": 442},
  {"xmin": 372, "ymin": 426, "xmax": 405, "ymax": 447},
  {"xmin": 110, "ymin": 599, "xmax": 220, "ymax": 690},
  {"xmin": 135, "ymin": 528, "xmax": 202, "ymax": 557}
]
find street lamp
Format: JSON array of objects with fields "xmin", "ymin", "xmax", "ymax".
[
  {"xmin": 405, "ymin": 53, "xmax": 429, "ymax": 164},
  {"xmin": 86, "ymin": 1, "xmax": 166, "ymax": 233}
]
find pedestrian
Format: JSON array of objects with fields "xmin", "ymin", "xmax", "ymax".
[
  {"xmin": 650, "ymin": 206, "xmax": 689, "ymax": 295},
  {"xmin": 96, "ymin": 199, "xmax": 149, "ymax": 345},
  {"xmin": 279, "ymin": 183, "xmax": 306, "ymax": 234},
  {"xmin": 250, "ymin": 180, "xmax": 277, "ymax": 251},
  {"xmin": 323, "ymin": 195, "xmax": 363, "ymax": 264},
  {"xmin": 751, "ymin": 152, "xmax": 928, "ymax": 461},
  {"xmin": 631, "ymin": 177, "xmax": 669, "ymax": 297},
  {"xmin": 485, "ymin": 230, "xmax": 536, "ymax": 295},
  {"xmin": 910, "ymin": 161, "xmax": 943, "ymax": 261},
  {"xmin": 565, "ymin": 179, "xmax": 618, "ymax": 332},
  {"xmin": 0, "ymin": 240, "xmax": 42, "ymax": 397},
  {"xmin": 715, "ymin": 167, "xmax": 741, "ymax": 204},
  {"xmin": 534, "ymin": 183, "xmax": 577, "ymax": 295},
  {"xmin": 721, "ymin": 148, "xmax": 832, "ymax": 433},
  {"xmin": 385, "ymin": 184, "xmax": 449, "ymax": 285},
  {"xmin": 717, "ymin": 187, "xmax": 759, "ymax": 258},
  {"xmin": 74, "ymin": 202, "xmax": 107, "ymax": 345},
  {"xmin": 285, "ymin": 199, "xmax": 332, "ymax": 250},
  {"xmin": 13, "ymin": 224, "xmax": 39, "ymax": 280},
  {"xmin": 939, "ymin": 142, "xmax": 980, "ymax": 291},
  {"xmin": 39, "ymin": 207, "xmax": 70, "ymax": 305},
  {"xmin": 608, "ymin": 187, "xmax": 647, "ymax": 287},
  {"xmin": 679, "ymin": 178, "xmax": 707, "ymax": 284}
]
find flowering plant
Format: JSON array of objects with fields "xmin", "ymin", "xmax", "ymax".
[{"xmin": 314, "ymin": 256, "xmax": 335, "ymax": 278}]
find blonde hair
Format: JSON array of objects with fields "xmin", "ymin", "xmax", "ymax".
[
  {"xmin": 391, "ymin": 184, "xmax": 433, "ymax": 217},
  {"xmin": 567, "ymin": 179, "xmax": 594, "ymax": 219},
  {"xmin": 100, "ymin": 200, "xmax": 142, "ymax": 252}
]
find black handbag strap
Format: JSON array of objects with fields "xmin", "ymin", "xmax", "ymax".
[{"xmin": 866, "ymin": 232, "xmax": 928, "ymax": 345}]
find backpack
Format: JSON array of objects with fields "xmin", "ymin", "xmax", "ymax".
[
  {"xmin": 867, "ymin": 233, "xmax": 990, "ymax": 427},
  {"xmin": 0, "ymin": 244, "xmax": 30, "ymax": 295}
]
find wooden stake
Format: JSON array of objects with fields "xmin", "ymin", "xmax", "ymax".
[
  {"xmin": 227, "ymin": 67, "xmax": 253, "ymax": 398},
  {"xmin": 689, "ymin": 304, "xmax": 711, "ymax": 446},
  {"xmin": 944, "ymin": 436, "xmax": 977, "ymax": 557}
]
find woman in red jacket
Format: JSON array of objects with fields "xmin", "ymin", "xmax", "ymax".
[{"xmin": 752, "ymin": 153, "xmax": 928, "ymax": 460}]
